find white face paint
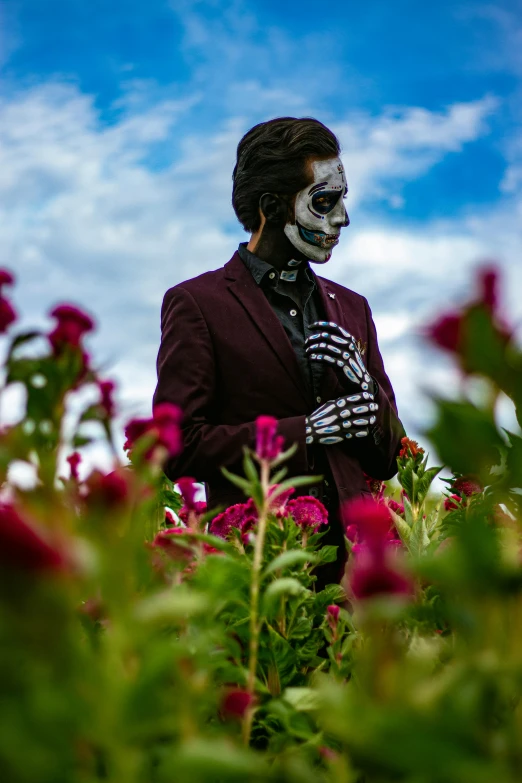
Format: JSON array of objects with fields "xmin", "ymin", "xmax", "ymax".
[{"xmin": 284, "ymin": 157, "xmax": 349, "ymax": 263}]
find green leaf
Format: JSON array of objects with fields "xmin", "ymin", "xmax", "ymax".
[
  {"xmin": 134, "ymin": 588, "xmax": 210, "ymax": 624},
  {"xmin": 409, "ymin": 516, "xmax": 430, "ymax": 557},
  {"xmin": 415, "ymin": 465, "xmax": 443, "ymax": 506},
  {"xmin": 264, "ymin": 549, "xmax": 318, "ymax": 576},
  {"xmin": 390, "ymin": 510, "xmax": 411, "ymax": 543},
  {"xmin": 220, "ymin": 466, "xmax": 252, "ymax": 495},
  {"xmin": 403, "ymin": 496, "xmax": 415, "ymax": 527},
  {"xmin": 315, "ymin": 544, "xmax": 339, "ymax": 565},
  {"xmin": 398, "ymin": 462, "xmax": 414, "ymax": 502},
  {"xmin": 283, "ymin": 687, "xmax": 320, "ymax": 711},
  {"xmin": 271, "ymin": 441, "xmax": 298, "ymax": 467},
  {"xmin": 269, "ymin": 475, "xmax": 323, "ymax": 502},
  {"xmin": 263, "ymin": 578, "xmax": 306, "ymax": 615},
  {"xmin": 270, "ymin": 466, "xmax": 288, "ymax": 486}
]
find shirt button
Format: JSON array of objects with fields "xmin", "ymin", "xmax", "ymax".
[
  {"xmin": 289, "ymin": 309, "xmax": 297, "ymax": 317},
  {"xmin": 316, "ymin": 396, "xmax": 322, "ymax": 403},
  {"xmin": 269, "ymin": 272, "xmax": 276, "ymax": 280}
]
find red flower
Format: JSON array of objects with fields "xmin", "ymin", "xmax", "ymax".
[
  {"xmin": 349, "ymin": 549, "xmax": 413, "ymax": 601},
  {"xmin": 452, "ymin": 476, "xmax": 482, "ymax": 497},
  {"xmin": 267, "ymin": 484, "xmax": 295, "ymax": 516},
  {"xmin": 0, "ymin": 504, "xmax": 65, "ymax": 574},
  {"xmin": 165, "ymin": 509, "xmax": 176, "ymax": 525},
  {"xmin": 256, "ymin": 415, "xmax": 284, "ymax": 461},
  {"xmin": 48, "ymin": 304, "xmax": 94, "ymax": 351},
  {"xmin": 387, "ymin": 498, "xmax": 405, "ymax": 516},
  {"xmin": 124, "ymin": 402, "xmax": 182, "ymax": 460},
  {"xmin": 177, "ymin": 477, "xmax": 198, "ymax": 511},
  {"xmin": 67, "ymin": 451, "xmax": 82, "ymax": 481},
  {"xmin": 327, "ymin": 604, "xmax": 340, "ymax": 632},
  {"xmin": 0, "ymin": 297, "xmax": 17, "ymax": 333},
  {"xmin": 286, "ymin": 496, "xmax": 328, "ymax": 532},
  {"xmin": 153, "ymin": 526, "xmax": 194, "ymax": 562},
  {"xmin": 425, "ymin": 312, "xmax": 463, "ymax": 354},
  {"xmin": 342, "ymin": 497, "xmax": 393, "ymax": 550},
  {"xmin": 444, "ymin": 494, "xmax": 463, "ymax": 512},
  {"xmin": 221, "ymin": 688, "xmax": 254, "ymax": 720},
  {"xmin": 0, "ymin": 269, "xmax": 14, "ymax": 289},
  {"xmin": 398, "ymin": 437, "xmax": 425, "ymax": 460},
  {"xmin": 178, "ymin": 501, "xmax": 207, "ymax": 525},
  {"xmin": 98, "ymin": 380, "xmax": 116, "ymax": 418},
  {"xmin": 84, "ymin": 468, "xmax": 130, "ymax": 508},
  {"xmin": 209, "ymin": 499, "xmax": 258, "ymax": 539}
]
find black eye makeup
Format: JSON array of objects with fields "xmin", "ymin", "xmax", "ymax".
[{"xmin": 309, "ymin": 190, "xmax": 342, "ymax": 217}]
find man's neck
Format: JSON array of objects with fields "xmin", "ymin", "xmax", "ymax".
[{"xmin": 246, "ymin": 230, "xmax": 306, "ymax": 273}]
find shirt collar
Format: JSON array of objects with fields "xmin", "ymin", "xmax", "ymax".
[{"xmin": 238, "ymin": 242, "xmax": 316, "ymax": 288}]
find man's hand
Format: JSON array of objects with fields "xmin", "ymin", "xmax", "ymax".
[
  {"xmin": 305, "ymin": 392, "xmax": 379, "ymax": 446},
  {"xmin": 305, "ymin": 321, "xmax": 374, "ymax": 392}
]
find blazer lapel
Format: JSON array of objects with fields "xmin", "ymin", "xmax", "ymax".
[{"xmin": 225, "ymin": 253, "xmax": 310, "ymax": 407}]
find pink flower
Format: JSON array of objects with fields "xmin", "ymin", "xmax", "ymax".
[
  {"xmin": 84, "ymin": 468, "xmax": 130, "ymax": 508},
  {"xmin": 286, "ymin": 496, "xmax": 328, "ymax": 532},
  {"xmin": 67, "ymin": 451, "xmax": 82, "ymax": 481},
  {"xmin": 153, "ymin": 526, "xmax": 194, "ymax": 562},
  {"xmin": 178, "ymin": 501, "xmax": 207, "ymax": 525},
  {"xmin": 327, "ymin": 604, "xmax": 340, "ymax": 630},
  {"xmin": 342, "ymin": 497, "xmax": 393, "ymax": 551},
  {"xmin": 452, "ymin": 476, "xmax": 482, "ymax": 497},
  {"xmin": 209, "ymin": 498, "xmax": 257, "ymax": 539},
  {"xmin": 124, "ymin": 402, "xmax": 182, "ymax": 460},
  {"xmin": 165, "ymin": 509, "xmax": 176, "ymax": 525},
  {"xmin": 349, "ymin": 549, "xmax": 413, "ymax": 601},
  {"xmin": 425, "ymin": 312, "xmax": 463, "ymax": 354},
  {"xmin": 444, "ymin": 494, "xmax": 463, "ymax": 512},
  {"xmin": 0, "ymin": 504, "xmax": 65, "ymax": 573},
  {"xmin": 478, "ymin": 265, "xmax": 499, "ymax": 312},
  {"xmin": 0, "ymin": 269, "xmax": 14, "ymax": 290},
  {"xmin": 256, "ymin": 415, "xmax": 284, "ymax": 461},
  {"xmin": 177, "ymin": 477, "xmax": 198, "ymax": 511},
  {"xmin": 48, "ymin": 304, "xmax": 94, "ymax": 351},
  {"xmin": 221, "ymin": 688, "xmax": 254, "ymax": 720},
  {"xmin": 267, "ymin": 484, "xmax": 295, "ymax": 516},
  {"xmin": 387, "ymin": 499, "xmax": 405, "ymax": 516},
  {"xmin": 0, "ymin": 297, "xmax": 17, "ymax": 333},
  {"xmin": 98, "ymin": 380, "xmax": 116, "ymax": 418}
]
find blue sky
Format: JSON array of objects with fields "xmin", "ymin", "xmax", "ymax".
[{"xmin": 1, "ymin": 0, "xmax": 522, "ymax": 470}]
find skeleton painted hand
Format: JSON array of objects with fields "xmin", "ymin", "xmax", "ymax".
[
  {"xmin": 305, "ymin": 392, "xmax": 379, "ymax": 445},
  {"xmin": 305, "ymin": 321, "xmax": 374, "ymax": 392}
]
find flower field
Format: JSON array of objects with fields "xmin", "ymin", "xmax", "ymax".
[{"xmin": 1, "ymin": 265, "xmax": 522, "ymax": 782}]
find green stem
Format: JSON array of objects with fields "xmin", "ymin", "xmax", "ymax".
[{"xmin": 243, "ymin": 459, "xmax": 270, "ymax": 745}]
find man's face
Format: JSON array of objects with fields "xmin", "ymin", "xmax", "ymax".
[{"xmin": 284, "ymin": 156, "xmax": 349, "ymax": 264}]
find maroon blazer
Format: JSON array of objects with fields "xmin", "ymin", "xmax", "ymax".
[{"xmin": 153, "ymin": 251, "xmax": 405, "ymax": 510}]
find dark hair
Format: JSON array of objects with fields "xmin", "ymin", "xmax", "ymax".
[{"xmin": 232, "ymin": 117, "xmax": 341, "ymax": 232}]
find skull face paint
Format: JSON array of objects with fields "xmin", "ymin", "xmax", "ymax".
[{"xmin": 284, "ymin": 157, "xmax": 349, "ymax": 263}]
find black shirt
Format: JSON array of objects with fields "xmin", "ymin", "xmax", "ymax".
[{"xmin": 237, "ymin": 242, "xmax": 325, "ymax": 402}]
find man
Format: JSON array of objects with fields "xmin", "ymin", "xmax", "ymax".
[{"xmin": 153, "ymin": 117, "xmax": 405, "ymax": 584}]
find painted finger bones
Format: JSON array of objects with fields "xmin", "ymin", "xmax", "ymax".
[
  {"xmin": 305, "ymin": 320, "xmax": 372, "ymax": 391},
  {"xmin": 305, "ymin": 392, "xmax": 379, "ymax": 445}
]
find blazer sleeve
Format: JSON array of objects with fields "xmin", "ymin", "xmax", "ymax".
[
  {"xmin": 356, "ymin": 297, "xmax": 406, "ymax": 480},
  {"xmin": 153, "ymin": 286, "xmax": 309, "ymax": 483}
]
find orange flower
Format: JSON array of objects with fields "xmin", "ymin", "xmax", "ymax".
[{"xmin": 399, "ymin": 436, "xmax": 424, "ymax": 460}]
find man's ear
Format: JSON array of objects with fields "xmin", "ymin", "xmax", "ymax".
[{"xmin": 259, "ymin": 193, "xmax": 288, "ymax": 226}]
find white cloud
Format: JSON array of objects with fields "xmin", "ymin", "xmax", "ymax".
[{"xmin": 1, "ymin": 78, "xmax": 519, "ymax": 471}]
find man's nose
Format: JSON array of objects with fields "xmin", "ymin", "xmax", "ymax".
[{"xmin": 331, "ymin": 205, "xmax": 350, "ymax": 228}]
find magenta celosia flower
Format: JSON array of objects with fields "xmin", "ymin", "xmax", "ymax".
[
  {"xmin": 478, "ymin": 265, "xmax": 499, "ymax": 312},
  {"xmin": 387, "ymin": 498, "xmax": 405, "ymax": 516},
  {"xmin": 221, "ymin": 688, "xmax": 254, "ymax": 719},
  {"xmin": 209, "ymin": 498, "xmax": 257, "ymax": 539},
  {"xmin": 178, "ymin": 501, "xmax": 207, "ymax": 525},
  {"xmin": 452, "ymin": 476, "xmax": 482, "ymax": 497},
  {"xmin": 0, "ymin": 504, "xmax": 65, "ymax": 573},
  {"xmin": 84, "ymin": 468, "xmax": 130, "ymax": 508},
  {"xmin": 48, "ymin": 304, "xmax": 94, "ymax": 351},
  {"xmin": 165, "ymin": 509, "xmax": 176, "ymax": 525},
  {"xmin": 327, "ymin": 604, "xmax": 340, "ymax": 623},
  {"xmin": 153, "ymin": 526, "xmax": 194, "ymax": 562},
  {"xmin": 124, "ymin": 402, "xmax": 182, "ymax": 460},
  {"xmin": 177, "ymin": 477, "xmax": 198, "ymax": 511},
  {"xmin": 286, "ymin": 496, "xmax": 328, "ymax": 532},
  {"xmin": 256, "ymin": 415, "xmax": 285, "ymax": 461},
  {"xmin": 342, "ymin": 497, "xmax": 393, "ymax": 551},
  {"xmin": 0, "ymin": 297, "xmax": 17, "ymax": 333},
  {"xmin": 444, "ymin": 494, "xmax": 463, "ymax": 512},
  {"xmin": 425, "ymin": 312, "xmax": 463, "ymax": 353},
  {"xmin": 98, "ymin": 380, "xmax": 116, "ymax": 418},
  {"xmin": 66, "ymin": 451, "xmax": 81, "ymax": 481},
  {"xmin": 349, "ymin": 549, "xmax": 413, "ymax": 601},
  {"xmin": 267, "ymin": 484, "xmax": 295, "ymax": 516},
  {"xmin": 0, "ymin": 269, "xmax": 14, "ymax": 290}
]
